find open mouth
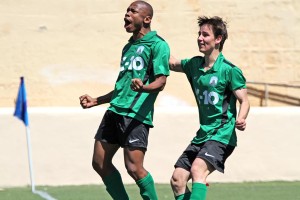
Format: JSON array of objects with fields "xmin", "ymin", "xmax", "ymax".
[{"xmin": 124, "ymin": 18, "xmax": 131, "ymax": 28}]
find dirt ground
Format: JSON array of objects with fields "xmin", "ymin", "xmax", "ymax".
[{"xmin": 0, "ymin": 106, "xmax": 299, "ymax": 187}]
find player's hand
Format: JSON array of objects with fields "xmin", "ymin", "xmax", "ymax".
[
  {"xmin": 79, "ymin": 94, "xmax": 97, "ymax": 109},
  {"xmin": 131, "ymin": 78, "xmax": 144, "ymax": 92},
  {"xmin": 235, "ymin": 118, "xmax": 246, "ymax": 131}
]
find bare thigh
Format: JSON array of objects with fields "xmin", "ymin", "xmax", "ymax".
[
  {"xmin": 92, "ymin": 139, "xmax": 120, "ymax": 177},
  {"xmin": 190, "ymin": 157, "xmax": 215, "ymax": 183},
  {"xmin": 124, "ymin": 148, "xmax": 147, "ymax": 181}
]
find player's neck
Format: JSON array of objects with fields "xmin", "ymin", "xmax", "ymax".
[
  {"xmin": 204, "ymin": 51, "xmax": 220, "ymax": 70},
  {"xmin": 132, "ymin": 28, "xmax": 151, "ymax": 40}
]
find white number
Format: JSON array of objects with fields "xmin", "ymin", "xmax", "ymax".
[
  {"xmin": 120, "ymin": 56, "xmax": 144, "ymax": 71},
  {"xmin": 197, "ymin": 90, "xmax": 219, "ymax": 105},
  {"xmin": 132, "ymin": 57, "xmax": 144, "ymax": 70}
]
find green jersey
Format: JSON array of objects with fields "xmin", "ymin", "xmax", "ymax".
[
  {"xmin": 108, "ymin": 31, "xmax": 170, "ymax": 127},
  {"xmin": 181, "ymin": 53, "xmax": 246, "ymax": 146}
]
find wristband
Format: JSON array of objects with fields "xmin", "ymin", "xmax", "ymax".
[{"xmin": 97, "ymin": 97, "xmax": 102, "ymax": 105}]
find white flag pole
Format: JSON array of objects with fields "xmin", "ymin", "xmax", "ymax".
[
  {"xmin": 25, "ymin": 126, "xmax": 36, "ymax": 192},
  {"xmin": 26, "ymin": 126, "xmax": 57, "ymax": 200}
]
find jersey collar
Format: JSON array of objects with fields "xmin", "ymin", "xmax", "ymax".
[
  {"xmin": 128, "ymin": 31, "xmax": 157, "ymax": 44},
  {"xmin": 201, "ymin": 52, "xmax": 224, "ymax": 72}
]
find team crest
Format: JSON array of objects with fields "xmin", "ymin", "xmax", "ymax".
[
  {"xmin": 136, "ymin": 46, "xmax": 145, "ymax": 55},
  {"xmin": 209, "ymin": 76, "xmax": 218, "ymax": 86}
]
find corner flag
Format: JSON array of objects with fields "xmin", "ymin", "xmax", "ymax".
[
  {"xmin": 14, "ymin": 77, "xmax": 29, "ymax": 126},
  {"xmin": 13, "ymin": 77, "xmax": 57, "ymax": 200}
]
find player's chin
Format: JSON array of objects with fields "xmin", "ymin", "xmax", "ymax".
[
  {"xmin": 124, "ymin": 26, "xmax": 134, "ymax": 33},
  {"xmin": 199, "ymin": 48, "xmax": 207, "ymax": 54}
]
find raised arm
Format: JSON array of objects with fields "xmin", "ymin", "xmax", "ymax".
[
  {"xmin": 169, "ymin": 55, "xmax": 184, "ymax": 72},
  {"xmin": 79, "ymin": 90, "xmax": 114, "ymax": 109},
  {"xmin": 233, "ymin": 88, "xmax": 250, "ymax": 131}
]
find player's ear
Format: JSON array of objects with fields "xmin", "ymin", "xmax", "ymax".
[
  {"xmin": 144, "ymin": 16, "xmax": 152, "ymax": 25},
  {"xmin": 215, "ymin": 35, "xmax": 222, "ymax": 44}
]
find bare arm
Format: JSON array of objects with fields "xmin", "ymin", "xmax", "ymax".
[
  {"xmin": 131, "ymin": 75, "xmax": 167, "ymax": 93},
  {"xmin": 233, "ymin": 88, "xmax": 250, "ymax": 131},
  {"xmin": 169, "ymin": 55, "xmax": 184, "ymax": 72},
  {"xmin": 79, "ymin": 90, "xmax": 114, "ymax": 109}
]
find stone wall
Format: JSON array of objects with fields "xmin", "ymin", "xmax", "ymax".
[{"xmin": 1, "ymin": 0, "xmax": 299, "ymax": 107}]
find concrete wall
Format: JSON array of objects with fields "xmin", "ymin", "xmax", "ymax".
[
  {"xmin": 0, "ymin": 106, "xmax": 299, "ymax": 187},
  {"xmin": 1, "ymin": 0, "xmax": 300, "ymax": 107}
]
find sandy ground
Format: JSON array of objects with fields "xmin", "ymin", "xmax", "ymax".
[{"xmin": 0, "ymin": 106, "xmax": 300, "ymax": 187}]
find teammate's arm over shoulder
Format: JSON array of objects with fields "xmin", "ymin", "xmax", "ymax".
[{"xmin": 169, "ymin": 55, "xmax": 183, "ymax": 72}]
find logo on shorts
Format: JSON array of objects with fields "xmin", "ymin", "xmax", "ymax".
[
  {"xmin": 129, "ymin": 139, "xmax": 139, "ymax": 143},
  {"xmin": 204, "ymin": 152, "xmax": 215, "ymax": 158}
]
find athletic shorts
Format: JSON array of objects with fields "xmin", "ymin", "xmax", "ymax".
[
  {"xmin": 174, "ymin": 140, "xmax": 235, "ymax": 173},
  {"xmin": 94, "ymin": 110, "xmax": 150, "ymax": 149}
]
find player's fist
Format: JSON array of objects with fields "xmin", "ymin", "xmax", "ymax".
[
  {"xmin": 130, "ymin": 78, "xmax": 143, "ymax": 92},
  {"xmin": 79, "ymin": 94, "xmax": 97, "ymax": 109},
  {"xmin": 235, "ymin": 118, "xmax": 246, "ymax": 131}
]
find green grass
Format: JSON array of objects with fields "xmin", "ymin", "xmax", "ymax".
[{"xmin": 1, "ymin": 181, "xmax": 300, "ymax": 200}]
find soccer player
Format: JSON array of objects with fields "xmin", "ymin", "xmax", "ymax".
[
  {"xmin": 79, "ymin": 1, "xmax": 170, "ymax": 200},
  {"xmin": 169, "ymin": 16, "xmax": 250, "ymax": 200}
]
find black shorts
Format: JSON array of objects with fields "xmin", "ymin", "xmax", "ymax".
[
  {"xmin": 174, "ymin": 140, "xmax": 235, "ymax": 173},
  {"xmin": 95, "ymin": 110, "xmax": 150, "ymax": 149}
]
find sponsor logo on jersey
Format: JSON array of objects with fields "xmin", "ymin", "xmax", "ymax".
[
  {"xmin": 136, "ymin": 46, "xmax": 145, "ymax": 55},
  {"xmin": 209, "ymin": 76, "xmax": 218, "ymax": 87}
]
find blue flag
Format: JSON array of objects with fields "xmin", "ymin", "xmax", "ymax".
[{"xmin": 14, "ymin": 77, "xmax": 29, "ymax": 126}]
